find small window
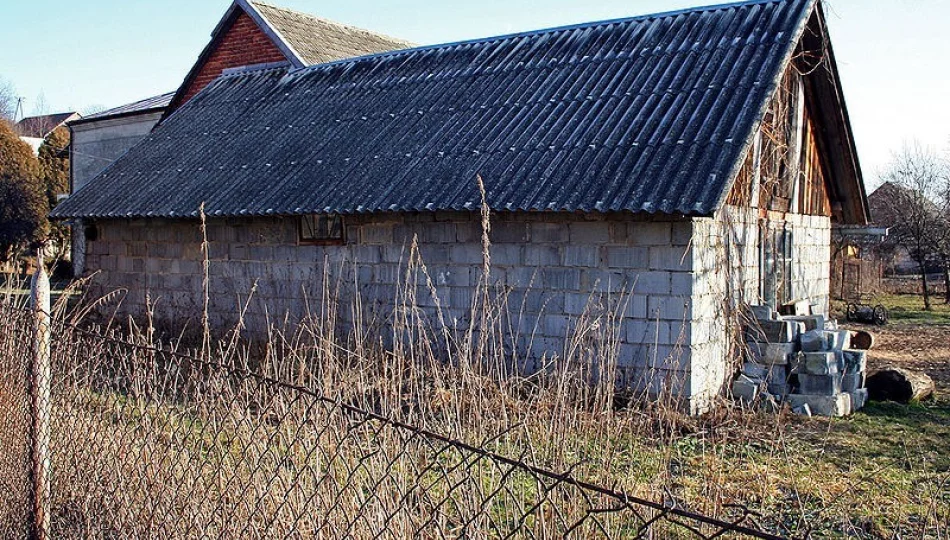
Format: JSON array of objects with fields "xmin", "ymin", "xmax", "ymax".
[
  {"xmin": 298, "ymin": 214, "xmax": 344, "ymax": 244},
  {"xmin": 84, "ymin": 224, "xmax": 99, "ymax": 242},
  {"xmin": 760, "ymin": 221, "xmax": 793, "ymax": 308}
]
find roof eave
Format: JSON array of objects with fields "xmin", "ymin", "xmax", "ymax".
[
  {"xmin": 68, "ymin": 107, "xmax": 167, "ymax": 127},
  {"xmin": 711, "ymin": 0, "xmax": 819, "ymax": 216},
  {"xmin": 810, "ymin": 1, "xmax": 869, "ymax": 225}
]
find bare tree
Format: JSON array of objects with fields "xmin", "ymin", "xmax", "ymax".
[
  {"xmin": 0, "ymin": 77, "xmax": 16, "ymax": 121},
  {"xmin": 82, "ymin": 104, "xmax": 108, "ymax": 116},
  {"xmin": 876, "ymin": 143, "xmax": 950, "ymax": 309}
]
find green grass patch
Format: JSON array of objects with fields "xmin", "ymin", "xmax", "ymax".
[{"xmin": 835, "ymin": 293, "xmax": 950, "ymax": 325}]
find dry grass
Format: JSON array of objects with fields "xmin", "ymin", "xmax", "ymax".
[{"xmin": 0, "ymin": 244, "xmax": 948, "ymax": 537}]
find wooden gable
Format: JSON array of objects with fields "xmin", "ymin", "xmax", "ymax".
[{"xmin": 727, "ymin": 2, "xmax": 868, "ymax": 224}]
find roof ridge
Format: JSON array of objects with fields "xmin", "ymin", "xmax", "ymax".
[
  {"xmin": 248, "ymin": 0, "xmax": 415, "ymax": 47},
  {"xmin": 276, "ymin": 0, "xmax": 805, "ymax": 77}
]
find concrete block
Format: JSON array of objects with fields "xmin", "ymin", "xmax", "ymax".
[
  {"xmin": 671, "ymin": 222, "xmax": 692, "ymax": 246},
  {"xmin": 802, "ymin": 352, "xmax": 839, "ymax": 375},
  {"xmin": 530, "ymin": 223, "xmax": 569, "ymax": 243},
  {"xmin": 648, "ymin": 296, "xmax": 689, "ymax": 321},
  {"xmin": 565, "ymin": 293, "xmax": 594, "ymax": 316},
  {"xmin": 732, "ymin": 375, "xmax": 765, "ymax": 403},
  {"xmin": 631, "ymin": 272, "xmax": 671, "ymax": 295},
  {"xmin": 747, "ymin": 320, "xmax": 801, "ymax": 344},
  {"xmin": 797, "ymin": 373, "xmax": 843, "ymax": 395},
  {"xmin": 842, "ymin": 372, "xmax": 866, "ymax": 393},
  {"xmin": 570, "ymin": 222, "xmax": 610, "ymax": 244},
  {"xmin": 563, "ymin": 246, "xmax": 600, "ymax": 267},
  {"xmin": 421, "ymin": 222, "xmax": 457, "ymax": 243},
  {"xmin": 492, "ymin": 222, "xmax": 529, "ymax": 243},
  {"xmin": 625, "ymin": 295, "xmax": 648, "ymax": 319},
  {"xmin": 742, "ymin": 362, "xmax": 769, "ymax": 379},
  {"xmin": 800, "ymin": 330, "xmax": 829, "ymax": 352},
  {"xmin": 849, "ymin": 388, "xmax": 869, "ymax": 411},
  {"xmin": 783, "ymin": 315, "xmax": 826, "ymax": 332},
  {"xmin": 828, "ymin": 330, "xmax": 851, "ymax": 351},
  {"xmin": 629, "ymin": 222, "xmax": 672, "ymax": 246},
  {"xmin": 606, "ymin": 247, "xmax": 649, "ymax": 269},
  {"xmin": 649, "ymin": 247, "xmax": 691, "ymax": 271},
  {"xmin": 745, "ymin": 341, "xmax": 765, "ymax": 364},
  {"xmin": 750, "ymin": 305, "xmax": 776, "ymax": 322},
  {"xmin": 491, "ymin": 245, "xmax": 522, "ymax": 266},
  {"xmin": 764, "ymin": 343, "xmax": 796, "ymax": 365},
  {"xmin": 541, "ymin": 268, "xmax": 581, "ymax": 290},
  {"xmin": 542, "ymin": 315, "xmax": 572, "ymax": 338},
  {"xmin": 450, "ymin": 245, "xmax": 484, "ymax": 265},
  {"xmin": 842, "ymin": 350, "xmax": 867, "ymax": 373},
  {"xmin": 768, "ymin": 364, "xmax": 789, "ymax": 384},
  {"xmin": 788, "ymin": 393, "xmax": 851, "ymax": 417},
  {"xmin": 360, "ymin": 224, "xmax": 393, "ymax": 244},
  {"xmin": 523, "ymin": 246, "xmax": 560, "ymax": 266},
  {"xmin": 767, "ymin": 382, "xmax": 791, "ymax": 397}
]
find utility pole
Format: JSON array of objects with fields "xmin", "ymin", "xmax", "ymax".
[{"xmin": 14, "ymin": 96, "xmax": 25, "ymax": 123}]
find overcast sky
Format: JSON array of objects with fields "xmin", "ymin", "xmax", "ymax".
[{"xmin": 1, "ymin": 0, "xmax": 947, "ymax": 189}]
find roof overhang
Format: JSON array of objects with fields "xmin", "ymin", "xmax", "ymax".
[{"xmin": 799, "ymin": 1, "xmax": 870, "ymax": 225}]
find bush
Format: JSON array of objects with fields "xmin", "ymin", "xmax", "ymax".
[
  {"xmin": 0, "ymin": 119, "xmax": 47, "ymax": 263},
  {"xmin": 38, "ymin": 126, "xmax": 71, "ymax": 260}
]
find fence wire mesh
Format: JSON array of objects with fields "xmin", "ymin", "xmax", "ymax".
[{"xmin": 0, "ymin": 300, "xmax": 785, "ymax": 539}]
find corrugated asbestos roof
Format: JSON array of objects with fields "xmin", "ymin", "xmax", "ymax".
[
  {"xmin": 53, "ymin": 0, "xmax": 817, "ymax": 220},
  {"xmin": 71, "ymin": 92, "xmax": 175, "ymax": 124},
  {"xmin": 250, "ymin": 1, "xmax": 414, "ymax": 65}
]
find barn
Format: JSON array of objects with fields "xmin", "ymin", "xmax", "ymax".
[{"xmin": 52, "ymin": 0, "xmax": 869, "ymax": 412}]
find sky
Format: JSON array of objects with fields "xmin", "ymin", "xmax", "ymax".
[{"xmin": 0, "ymin": 0, "xmax": 947, "ymax": 189}]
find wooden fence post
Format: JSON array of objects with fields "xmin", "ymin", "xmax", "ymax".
[{"xmin": 29, "ymin": 244, "xmax": 51, "ymax": 540}]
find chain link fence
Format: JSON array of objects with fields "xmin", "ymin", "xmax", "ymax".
[{"xmin": 0, "ymin": 299, "xmax": 786, "ymax": 539}]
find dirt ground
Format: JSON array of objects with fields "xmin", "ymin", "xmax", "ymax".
[{"xmin": 848, "ymin": 323, "xmax": 950, "ymax": 396}]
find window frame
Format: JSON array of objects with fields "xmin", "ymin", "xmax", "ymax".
[
  {"xmin": 759, "ymin": 220, "xmax": 794, "ymax": 308},
  {"xmin": 297, "ymin": 214, "xmax": 345, "ymax": 246}
]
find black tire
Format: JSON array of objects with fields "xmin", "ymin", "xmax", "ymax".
[
  {"xmin": 872, "ymin": 305, "xmax": 888, "ymax": 326},
  {"xmin": 846, "ymin": 303, "xmax": 858, "ymax": 322}
]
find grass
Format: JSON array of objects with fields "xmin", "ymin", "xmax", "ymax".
[
  {"xmin": 835, "ymin": 292, "xmax": 950, "ymax": 325},
  {"xmin": 4, "ymin": 294, "xmax": 950, "ymax": 538},
  {"xmin": 3, "ymin": 246, "xmax": 949, "ymax": 537}
]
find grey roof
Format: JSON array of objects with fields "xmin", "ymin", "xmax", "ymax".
[
  {"xmin": 15, "ymin": 112, "xmax": 81, "ymax": 138},
  {"xmin": 54, "ymin": 0, "xmax": 819, "ymax": 221},
  {"xmin": 249, "ymin": 1, "xmax": 414, "ymax": 66},
  {"xmin": 72, "ymin": 92, "xmax": 175, "ymax": 124}
]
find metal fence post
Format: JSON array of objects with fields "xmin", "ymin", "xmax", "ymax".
[{"xmin": 29, "ymin": 244, "xmax": 51, "ymax": 540}]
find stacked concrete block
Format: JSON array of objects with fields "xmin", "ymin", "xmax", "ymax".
[
  {"xmin": 733, "ymin": 311, "xmax": 799, "ymax": 402},
  {"xmin": 787, "ymin": 329, "xmax": 866, "ymax": 417},
  {"xmin": 733, "ymin": 306, "xmax": 868, "ymax": 416}
]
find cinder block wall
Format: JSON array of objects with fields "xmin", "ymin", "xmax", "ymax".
[
  {"xmin": 83, "ymin": 211, "xmax": 723, "ymax": 408},
  {"xmin": 71, "ymin": 114, "xmax": 165, "ymax": 194},
  {"xmin": 81, "ymin": 208, "xmax": 832, "ymax": 412},
  {"xmin": 689, "ymin": 205, "xmax": 832, "ymax": 402}
]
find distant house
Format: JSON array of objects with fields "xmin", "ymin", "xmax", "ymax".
[
  {"xmin": 53, "ymin": 0, "xmax": 870, "ymax": 413},
  {"xmin": 68, "ymin": 93, "xmax": 174, "ymax": 195},
  {"xmin": 867, "ymin": 181, "xmax": 940, "ymax": 275},
  {"xmin": 67, "ymin": 0, "xmax": 412, "ymax": 273},
  {"xmin": 15, "ymin": 111, "xmax": 81, "ymax": 154}
]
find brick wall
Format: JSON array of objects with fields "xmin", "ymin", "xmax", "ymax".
[{"xmin": 175, "ymin": 11, "xmax": 288, "ymax": 108}]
